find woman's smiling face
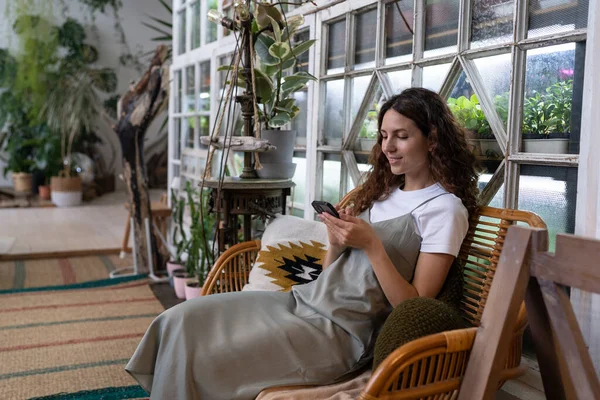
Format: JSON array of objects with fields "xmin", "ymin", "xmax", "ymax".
[{"xmin": 379, "ymin": 109, "xmax": 431, "ymax": 177}]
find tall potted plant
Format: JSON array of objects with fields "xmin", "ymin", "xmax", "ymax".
[
  {"xmin": 217, "ymin": 5, "xmax": 316, "ymax": 178},
  {"xmin": 43, "ymin": 18, "xmax": 117, "ymax": 207},
  {"xmin": 183, "ymin": 183, "xmax": 216, "ymax": 300},
  {"xmin": 167, "ymin": 187, "xmax": 188, "ymax": 283}
]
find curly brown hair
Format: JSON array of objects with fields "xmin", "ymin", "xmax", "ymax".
[{"xmin": 352, "ymin": 88, "xmax": 479, "ymax": 218}]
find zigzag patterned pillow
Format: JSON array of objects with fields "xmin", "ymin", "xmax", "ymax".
[{"xmin": 242, "ymin": 215, "xmax": 329, "ymax": 292}]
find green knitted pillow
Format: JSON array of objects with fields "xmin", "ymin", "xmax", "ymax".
[
  {"xmin": 372, "ymin": 297, "xmax": 466, "ymax": 371},
  {"xmin": 372, "ymin": 260, "xmax": 466, "ymax": 371}
]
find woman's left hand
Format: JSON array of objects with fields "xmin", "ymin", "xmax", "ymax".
[{"xmin": 318, "ymin": 212, "xmax": 379, "ymax": 252}]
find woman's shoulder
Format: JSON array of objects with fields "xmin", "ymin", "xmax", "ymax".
[{"xmin": 421, "ymin": 188, "xmax": 468, "ymax": 218}]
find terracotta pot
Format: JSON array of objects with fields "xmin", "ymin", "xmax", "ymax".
[
  {"xmin": 12, "ymin": 172, "xmax": 33, "ymax": 193},
  {"xmin": 173, "ymin": 271, "xmax": 191, "ymax": 299},
  {"xmin": 38, "ymin": 185, "xmax": 51, "ymax": 200},
  {"xmin": 185, "ymin": 279, "xmax": 203, "ymax": 300}
]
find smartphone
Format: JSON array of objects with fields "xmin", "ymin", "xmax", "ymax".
[{"xmin": 311, "ymin": 200, "xmax": 340, "ymax": 219}]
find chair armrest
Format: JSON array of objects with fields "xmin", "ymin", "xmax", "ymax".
[
  {"xmin": 360, "ymin": 328, "xmax": 477, "ymax": 400},
  {"xmin": 201, "ymin": 240, "xmax": 261, "ymax": 296}
]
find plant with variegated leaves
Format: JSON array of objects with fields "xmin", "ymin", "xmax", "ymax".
[{"xmin": 219, "ymin": 3, "xmax": 316, "ymax": 129}]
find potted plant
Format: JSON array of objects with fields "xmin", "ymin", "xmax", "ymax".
[
  {"xmin": 356, "ymin": 103, "xmax": 379, "ymax": 152},
  {"xmin": 32, "ymin": 127, "xmax": 62, "ymax": 200},
  {"xmin": 522, "ymin": 80, "xmax": 571, "ymax": 154},
  {"xmin": 447, "ymin": 93, "xmax": 501, "ymax": 158},
  {"xmin": 183, "ymin": 182, "xmax": 216, "ymax": 300},
  {"xmin": 1, "ymin": 125, "xmax": 38, "ymax": 193},
  {"xmin": 42, "ymin": 18, "xmax": 117, "ymax": 207},
  {"xmin": 217, "ymin": 5, "xmax": 316, "ymax": 178}
]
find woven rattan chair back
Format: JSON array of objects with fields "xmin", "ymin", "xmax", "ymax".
[{"xmin": 458, "ymin": 207, "xmax": 545, "ymax": 327}]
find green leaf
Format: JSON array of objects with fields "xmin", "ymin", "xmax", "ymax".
[
  {"xmin": 267, "ymin": 15, "xmax": 282, "ymax": 43},
  {"xmin": 280, "ymin": 83, "xmax": 306, "ymax": 100},
  {"xmin": 282, "ymin": 71, "xmax": 317, "ymax": 87},
  {"xmin": 282, "ymin": 39, "xmax": 316, "ymax": 63},
  {"xmin": 268, "ymin": 112, "xmax": 291, "ymax": 128},
  {"xmin": 268, "ymin": 42, "xmax": 290, "ymax": 60},
  {"xmin": 256, "ymin": 3, "xmax": 283, "ymax": 28},
  {"xmin": 159, "ymin": 0, "xmax": 172, "ymax": 13},
  {"xmin": 255, "ymin": 34, "xmax": 279, "ymax": 66}
]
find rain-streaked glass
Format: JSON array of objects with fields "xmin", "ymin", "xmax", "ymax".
[
  {"xmin": 173, "ymin": 118, "xmax": 181, "ymax": 159},
  {"xmin": 385, "ymin": 0, "xmax": 414, "ymax": 65},
  {"xmin": 518, "ymin": 165, "xmax": 578, "ymax": 251},
  {"xmin": 186, "ymin": 66, "xmax": 195, "ymax": 112},
  {"xmin": 424, "ymin": 0, "xmax": 459, "ymax": 58},
  {"xmin": 474, "ymin": 53, "xmax": 512, "ymax": 130},
  {"xmin": 178, "ymin": 10, "xmax": 186, "ymax": 55},
  {"xmin": 422, "ymin": 63, "xmax": 451, "ymax": 93},
  {"xmin": 388, "ymin": 69, "xmax": 411, "ymax": 94},
  {"xmin": 199, "ymin": 61, "xmax": 211, "ymax": 111},
  {"xmin": 528, "ymin": 0, "xmax": 589, "ymax": 39},
  {"xmin": 175, "ymin": 70, "xmax": 182, "ymax": 113},
  {"xmin": 323, "ymin": 79, "xmax": 345, "ymax": 145},
  {"xmin": 471, "ymin": 0, "xmax": 514, "ymax": 49},
  {"xmin": 206, "ymin": 0, "xmax": 218, "ymax": 43},
  {"xmin": 326, "ymin": 20, "xmax": 346, "ymax": 74},
  {"xmin": 351, "ymin": 75, "xmax": 372, "ymax": 125},
  {"xmin": 322, "ymin": 154, "xmax": 342, "ymax": 205},
  {"xmin": 192, "ymin": 2, "xmax": 201, "ymax": 49},
  {"xmin": 523, "ymin": 43, "xmax": 578, "ymax": 154},
  {"xmin": 292, "ymin": 154, "xmax": 306, "ymax": 206},
  {"xmin": 354, "ymin": 8, "xmax": 377, "ymax": 70}
]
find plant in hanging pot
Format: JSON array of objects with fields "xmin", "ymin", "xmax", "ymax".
[{"xmin": 217, "ymin": 4, "xmax": 316, "ymax": 179}]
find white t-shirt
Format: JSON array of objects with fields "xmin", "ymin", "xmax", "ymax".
[{"xmin": 369, "ymin": 183, "xmax": 468, "ymax": 257}]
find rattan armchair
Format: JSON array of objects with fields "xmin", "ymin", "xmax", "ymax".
[{"xmin": 200, "ymin": 193, "xmax": 546, "ymax": 399}]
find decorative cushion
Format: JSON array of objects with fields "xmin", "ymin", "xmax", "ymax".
[{"xmin": 242, "ymin": 215, "xmax": 329, "ymax": 292}]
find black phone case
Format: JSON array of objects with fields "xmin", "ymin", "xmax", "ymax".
[{"xmin": 311, "ymin": 200, "xmax": 340, "ymax": 218}]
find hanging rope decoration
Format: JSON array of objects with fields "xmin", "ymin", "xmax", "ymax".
[
  {"xmin": 248, "ymin": 27, "xmax": 263, "ymax": 170},
  {"xmin": 202, "ymin": 43, "xmax": 242, "ymax": 180}
]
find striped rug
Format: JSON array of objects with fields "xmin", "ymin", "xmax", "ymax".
[
  {"xmin": 0, "ymin": 277, "xmax": 162, "ymax": 399},
  {"xmin": 0, "ymin": 255, "xmax": 134, "ymax": 291}
]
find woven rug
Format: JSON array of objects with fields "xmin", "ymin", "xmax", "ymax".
[
  {"xmin": 0, "ymin": 276, "xmax": 161, "ymax": 399},
  {"xmin": 0, "ymin": 254, "xmax": 134, "ymax": 292}
]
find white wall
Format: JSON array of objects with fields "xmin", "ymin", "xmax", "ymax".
[{"xmin": 0, "ymin": 0, "xmax": 171, "ymax": 189}]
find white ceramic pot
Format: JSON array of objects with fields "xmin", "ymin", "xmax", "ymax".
[
  {"xmin": 173, "ymin": 271, "xmax": 191, "ymax": 299},
  {"xmin": 185, "ymin": 280, "xmax": 203, "ymax": 300}
]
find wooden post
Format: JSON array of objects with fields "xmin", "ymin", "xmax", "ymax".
[
  {"xmin": 458, "ymin": 225, "xmax": 537, "ymax": 400},
  {"xmin": 114, "ymin": 46, "xmax": 169, "ymax": 273}
]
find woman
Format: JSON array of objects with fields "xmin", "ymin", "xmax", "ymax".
[{"xmin": 126, "ymin": 88, "xmax": 479, "ymax": 399}]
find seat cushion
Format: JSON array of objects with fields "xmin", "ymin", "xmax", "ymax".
[
  {"xmin": 242, "ymin": 215, "xmax": 329, "ymax": 292},
  {"xmin": 373, "ymin": 297, "xmax": 466, "ymax": 371}
]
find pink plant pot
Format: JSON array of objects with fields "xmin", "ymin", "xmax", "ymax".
[
  {"xmin": 167, "ymin": 261, "xmax": 184, "ymax": 277},
  {"xmin": 167, "ymin": 262, "xmax": 184, "ymax": 288},
  {"xmin": 185, "ymin": 280, "xmax": 203, "ymax": 300},
  {"xmin": 173, "ymin": 271, "xmax": 191, "ymax": 299}
]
